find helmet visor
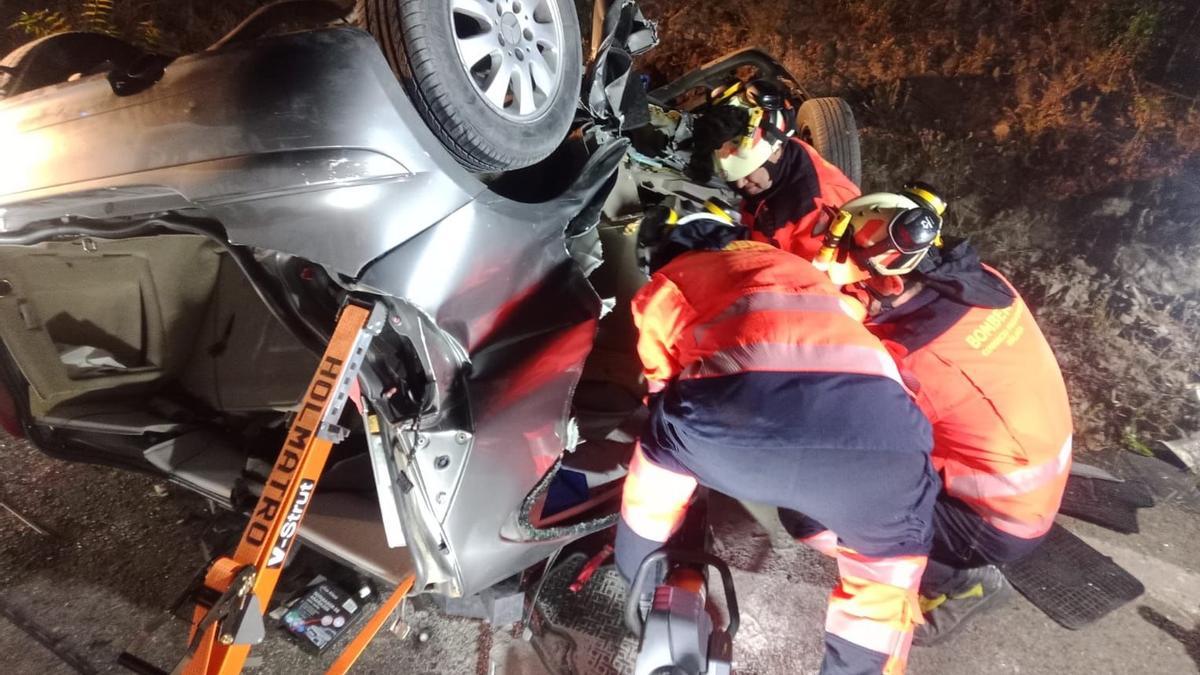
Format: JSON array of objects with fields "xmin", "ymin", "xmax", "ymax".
[{"xmin": 868, "ymin": 249, "xmax": 926, "ymax": 276}]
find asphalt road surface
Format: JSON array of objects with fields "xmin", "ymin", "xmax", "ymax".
[{"xmin": 1, "ymin": 431, "xmax": 1198, "ymax": 674}]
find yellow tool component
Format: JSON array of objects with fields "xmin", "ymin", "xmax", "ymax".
[{"xmin": 815, "ymin": 209, "xmax": 854, "ymax": 267}]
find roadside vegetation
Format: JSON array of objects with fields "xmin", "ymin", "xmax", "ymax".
[
  {"xmin": 10, "ymin": 0, "xmax": 162, "ymax": 48},
  {"xmin": 2, "ymin": 0, "xmax": 262, "ymax": 54},
  {"xmin": 640, "ymin": 0, "xmax": 1200, "ymax": 453},
  {"xmin": 4, "ymin": 0, "xmax": 1198, "ymax": 453}
]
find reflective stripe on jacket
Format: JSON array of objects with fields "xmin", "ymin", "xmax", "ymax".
[
  {"xmin": 873, "ymin": 264, "xmax": 1073, "ymax": 540},
  {"xmin": 623, "ymin": 242, "xmax": 936, "ymax": 675},
  {"xmin": 633, "ymin": 240, "xmax": 887, "ymax": 390},
  {"xmin": 742, "ymin": 138, "xmax": 862, "ymax": 260}
]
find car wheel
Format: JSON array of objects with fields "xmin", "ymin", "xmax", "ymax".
[
  {"xmin": 363, "ymin": 0, "xmax": 583, "ymax": 172},
  {"xmin": 796, "ymin": 97, "xmax": 862, "ymax": 187}
]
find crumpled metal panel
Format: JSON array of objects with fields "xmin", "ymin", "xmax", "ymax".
[
  {"xmin": 585, "ymin": 0, "xmax": 658, "ymax": 131},
  {"xmin": 359, "ymin": 140, "xmax": 629, "ymax": 596}
]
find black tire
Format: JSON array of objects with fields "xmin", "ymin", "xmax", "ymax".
[
  {"xmin": 363, "ymin": 0, "xmax": 583, "ymax": 172},
  {"xmin": 796, "ymin": 97, "xmax": 862, "ymax": 186}
]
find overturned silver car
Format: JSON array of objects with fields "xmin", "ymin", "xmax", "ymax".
[{"xmin": 0, "ymin": 0, "xmax": 859, "ymax": 601}]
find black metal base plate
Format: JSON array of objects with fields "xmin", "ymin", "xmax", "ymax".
[{"xmin": 1002, "ymin": 523, "xmax": 1144, "ymax": 630}]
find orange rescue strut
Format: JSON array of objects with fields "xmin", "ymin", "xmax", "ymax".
[{"xmin": 178, "ymin": 300, "xmax": 400, "ymax": 675}]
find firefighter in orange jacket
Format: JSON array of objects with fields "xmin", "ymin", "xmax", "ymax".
[
  {"xmin": 618, "ymin": 213, "xmax": 940, "ymax": 674},
  {"xmin": 690, "ymin": 82, "xmax": 861, "ymax": 259},
  {"xmin": 830, "ymin": 185, "xmax": 1074, "ymax": 645}
]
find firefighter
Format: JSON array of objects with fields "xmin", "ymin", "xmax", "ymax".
[
  {"xmin": 831, "ymin": 185, "xmax": 1074, "ymax": 645},
  {"xmin": 689, "ymin": 81, "xmax": 861, "ymax": 259},
  {"xmin": 618, "ymin": 212, "xmax": 940, "ymax": 674}
]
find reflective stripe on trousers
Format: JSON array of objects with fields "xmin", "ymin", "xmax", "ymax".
[
  {"xmin": 619, "ymin": 444, "xmax": 698, "ymax": 542},
  {"xmin": 838, "ymin": 549, "xmax": 927, "ymax": 590},
  {"xmin": 679, "ymin": 342, "xmax": 903, "ymax": 385},
  {"xmin": 800, "ymin": 530, "xmax": 839, "ymax": 557},
  {"xmin": 826, "ymin": 548, "xmax": 926, "ymax": 672}
]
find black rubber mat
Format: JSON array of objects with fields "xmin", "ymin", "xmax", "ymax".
[
  {"xmin": 1058, "ymin": 475, "xmax": 1155, "ymax": 534},
  {"xmin": 1002, "ymin": 523, "xmax": 1144, "ymax": 630}
]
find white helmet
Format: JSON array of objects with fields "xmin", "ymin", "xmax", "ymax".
[
  {"xmin": 708, "ymin": 82, "xmax": 790, "ymax": 183},
  {"xmin": 824, "ymin": 184, "xmax": 947, "ymax": 284}
]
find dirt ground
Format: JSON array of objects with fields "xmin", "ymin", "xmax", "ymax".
[{"xmin": 2, "ymin": 431, "xmax": 1199, "ymax": 675}]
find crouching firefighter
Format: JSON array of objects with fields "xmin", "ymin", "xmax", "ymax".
[
  {"xmin": 617, "ymin": 212, "xmax": 940, "ymax": 674},
  {"xmin": 689, "ymin": 80, "xmax": 861, "ymax": 260},
  {"xmin": 828, "ymin": 185, "xmax": 1074, "ymax": 645}
]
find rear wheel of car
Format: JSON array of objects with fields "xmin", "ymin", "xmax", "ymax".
[
  {"xmin": 363, "ymin": 0, "xmax": 583, "ymax": 172},
  {"xmin": 797, "ymin": 97, "xmax": 862, "ymax": 187}
]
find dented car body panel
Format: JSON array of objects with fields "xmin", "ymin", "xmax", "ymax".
[{"xmin": 0, "ymin": 27, "xmax": 628, "ymax": 596}]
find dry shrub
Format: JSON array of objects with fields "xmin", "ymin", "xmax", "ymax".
[
  {"xmin": 640, "ymin": 0, "xmax": 1200, "ymax": 199},
  {"xmin": 2, "ymin": 0, "xmax": 269, "ymax": 55},
  {"xmin": 639, "ymin": 0, "xmax": 1200, "ymax": 449}
]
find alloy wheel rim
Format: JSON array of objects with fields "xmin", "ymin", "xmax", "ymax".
[{"xmin": 450, "ymin": 0, "xmax": 566, "ymax": 121}]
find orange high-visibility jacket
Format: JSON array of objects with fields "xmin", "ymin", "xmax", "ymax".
[
  {"xmin": 872, "ymin": 253, "xmax": 1073, "ymax": 540},
  {"xmin": 634, "ymin": 241, "xmax": 889, "ymax": 390},
  {"xmin": 742, "ymin": 138, "xmax": 862, "ymax": 260},
  {"xmin": 622, "ymin": 240, "xmax": 936, "ymax": 675}
]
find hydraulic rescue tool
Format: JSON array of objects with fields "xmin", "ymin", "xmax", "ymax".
[{"xmin": 624, "ymin": 497, "xmax": 739, "ymax": 675}]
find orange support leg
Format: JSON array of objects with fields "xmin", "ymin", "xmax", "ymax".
[{"xmin": 179, "ymin": 302, "xmax": 377, "ymax": 675}]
